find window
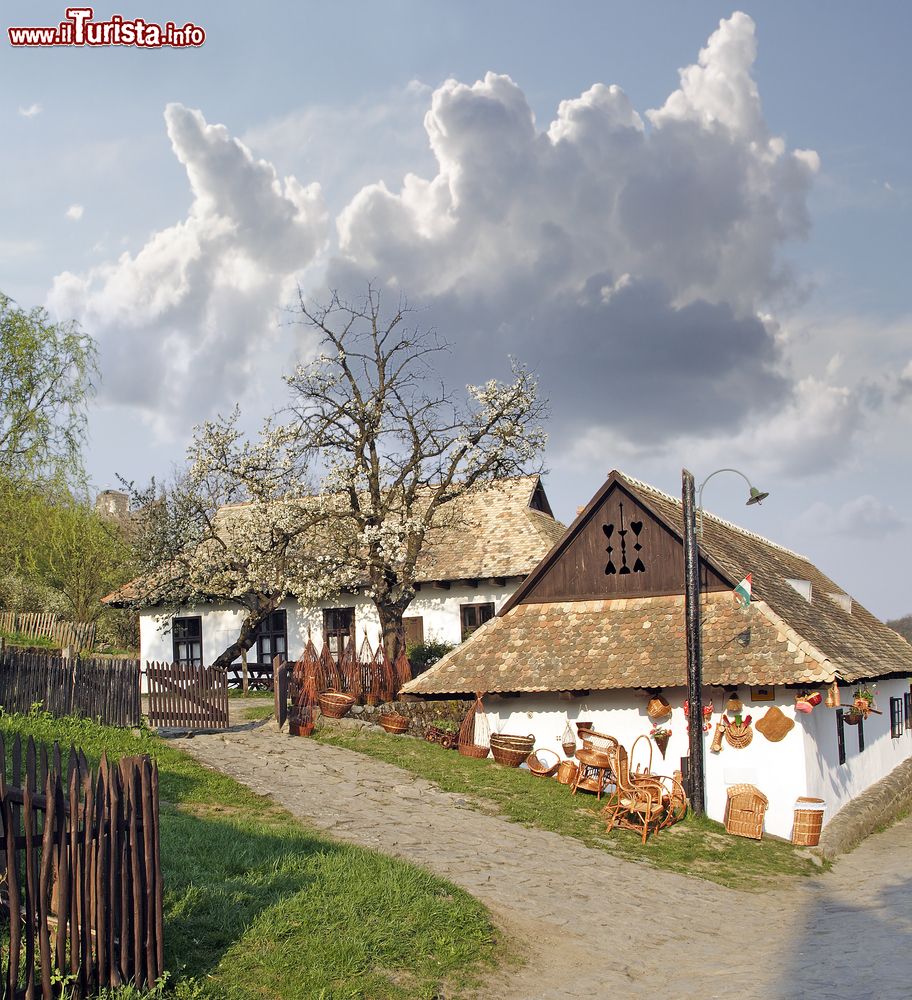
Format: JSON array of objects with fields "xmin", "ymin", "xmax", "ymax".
[
  {"xmin": 890, "ymin": 697, "xmax": 904, "ymax": 739},
  {"xmin": 905, "ymin": 691, "xmax": 912, "ymax": 731},
  {"xmin": 323, "ymin": 607, "xmax": 355, "ymax": 661},
  {"xmin": 836, "ymin": 709, "xmax": 846, "ymax": 766},
  {"xmin": 254, "ymin": 609, "xmax": 287, "ymax": 667},
  {"xmin": 403, "ymin": 616, "xmax": 424, "ymax": 650},
  {"xmin": 173, "ymin": 616, "xmax": 202, "ymax": 666},
  {"xmin": 460, "ymin": 603, "xmax": 494, "ymax": 639}
]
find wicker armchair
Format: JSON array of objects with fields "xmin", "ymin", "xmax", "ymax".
[{"xmin": 601, "ymin": 743, "xmax": 687, "ymax": 843}]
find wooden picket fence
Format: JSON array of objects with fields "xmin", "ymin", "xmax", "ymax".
[
  {"xmin": 145, "ymin": 662, "xmax": 230, "ymax": 730},
  {"xmin": 0, "ymin": 651, "xmax": 141, "ymax": 728},
  {"xmin": 0, "ymin": 613, "xmax": 96, "ymax": 653},
  {"xmin": 0, "ymin": 732, "xmax": 164, "ymax": 997}
]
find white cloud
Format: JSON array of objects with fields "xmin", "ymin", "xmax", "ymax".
[
  {"xmin": 328, "ymin": 12, "xmax": 819, "ymax": 456},
  {"xmin": 65, "ymin": 204, "xmax": 84, "ymax": 221},
  {"xmin": 797, "ymin": 495, "xmax": 905, "ymax": 539},
  {"xmin": 18, "ymin": 103, "xmax": 42, "ymax": 118},
  {"xmin": 48, "ymin": 104, "xmax": 328, "ymax": 429}
]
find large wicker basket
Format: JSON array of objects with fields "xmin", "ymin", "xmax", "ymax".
[
  {"xmin": 724, "ymin": 783, "xmax": 768, "ymax": 840},
  {"xmin": 490, "ymin": 744, "xmax": 531, "ymax": 767},
  {"xmin": 791, "ymin": 797, "xmax": 825, "ymax": 846},
  {"xmin": 458, "ymin": 743, "xmax": 490, "ymax": 759},
  {"xmin": 490, "ymin": 733, "xmax": 534, "ymax": 752},
  {"xmin": 318, "ymin": 691, "xmax": 356, "ymax": 719},
  {"xmin": 379, "ymin": 712, "xmax": 409, "ymax": 734}
]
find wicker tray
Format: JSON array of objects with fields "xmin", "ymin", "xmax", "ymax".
[
  {"xmin": 491, "ymin": 744, "xmax": 531, "ymax": 767},
  {"xmin": 526, "ymin": 749, "xmax": 560, "ymax": 777},
  {"xmin": 379, "ymin": 713, "xmax": 409, "ymax": 734},
  {"xmin": 318, "ymin": 691, "xmax": 355, "ymax": 719}
]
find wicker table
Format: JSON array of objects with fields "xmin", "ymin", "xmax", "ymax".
[{"xmin": 572, "ymin": 747, "xmax": 615, "ymax": 799}]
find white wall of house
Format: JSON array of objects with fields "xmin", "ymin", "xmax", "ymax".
[
  {"xmin": 138, "ymin": 581, "xmax": 518, "ymax": 666},
  {"xmin": 481, "ymin": 681, "xmax": 912, "ymax": 839},
  {"xmin": 803, "ymin": 677, "xmax": 912, "ymax": 819}
]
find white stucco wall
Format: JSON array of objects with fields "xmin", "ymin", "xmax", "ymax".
[
  {"xmin": 139, "ymin": 583, "xmax": 517, "ymax": 665},
  {"xmin": 482, "ymin": 682, "xmax": 912, "ymax": 839},
  {"xmin": 802, "ymin": 677, "xmax": 912, "ymax": 819}
]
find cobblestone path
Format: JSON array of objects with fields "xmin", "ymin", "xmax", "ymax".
[{"xmin": 176, "ymin": 723, "xmax": 912, "ymax": 999}]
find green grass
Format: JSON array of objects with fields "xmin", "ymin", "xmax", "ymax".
[
  {"xmin": 0, "ymin": 712, "xmax": 499, "ymax": 999},
  {"xmin": 315, "ymin": 728, "xmax": 825, "ymax": 890},
  {"xmin": 1, "ymin": 629, "xmax": 58, "ymax": 649},
  {"xmin": 242, "ymin": 704, "xmax": 275, "ymax": 722}
]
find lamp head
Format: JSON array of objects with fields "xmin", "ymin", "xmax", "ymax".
[{"xmin": 746, "ymin": 487, "xmax": 769, "ymax": 506}]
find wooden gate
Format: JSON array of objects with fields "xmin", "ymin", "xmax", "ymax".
[{"xmin": 145, "ymin": 662, "xmax": 230, "ymax": 730}]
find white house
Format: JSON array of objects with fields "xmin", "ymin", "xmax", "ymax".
[
  {"xmin": 108, "ymin": 476, "xmax": 566, "ymax": 682},
  {"xmin": 401, "ymin": 471, "xmax": 912, "ymax": 839}
]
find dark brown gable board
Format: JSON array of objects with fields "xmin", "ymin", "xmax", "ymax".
[{"xmin": 503, "ymin": 475, "xmax": 732, "ymax": 612}]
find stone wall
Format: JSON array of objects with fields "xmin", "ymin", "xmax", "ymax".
[
  {"xmin": 816, "ymin": 757, "xmax": 912, "ymax": 859},
  {"xmin": 352, "ymin": 698, "xmax": 473, "ymax": 728}
]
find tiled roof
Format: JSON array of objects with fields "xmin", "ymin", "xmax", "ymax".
[
  {"xmin": 403, "ymin": 471, "xmax": 912, "ymax": 695},
  {"xmin": 402, "ymin": 592, "xmax": 838, "ymax": 695},
  {"xmin": 103, "ymin": 475, "xmax": 564, "ymax": 606},
  {"xmin": 616, "ymin": 473, "xmax": 912, "ymax": 683},
  {"xmin": 415, "ymin": 478, "xmax": 566, "ymax": 582}
]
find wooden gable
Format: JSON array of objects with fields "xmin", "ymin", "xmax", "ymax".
[{"xmin": 503, "ymin": 476, "xmax": 731, "ymax": 610}]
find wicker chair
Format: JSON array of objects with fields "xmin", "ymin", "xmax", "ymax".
[
  {"xmin": 572, "ymin": 730, "xmax": 619, "ymax": 799},
  {"xmin": 601, "ymin": 743, "xmax": 687, "ymax": 843}
]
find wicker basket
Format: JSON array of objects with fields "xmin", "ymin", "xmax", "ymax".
[
  {"xmin": 723, "ymin": 783, "xmax": 768, "ymax": 840},
  {"xmin": 317, "ymin": 691, "xmax": 356, "ymax": 719},
  {"xmin": 555, "ymin": 759, "xmax": 579, "ymax": 785},
  {"xmin": 490, "ymin": 744, "xmax": 531, "ymax": 767},
  {"xmin": 458, "ymin": 743, "xmax": 490, "ymax": 759},
  {"xmin": 379, "ymin": 712, "xmax": 409, "ymax": 734},
  {"xmin": 490, "ymin": 733, "xmax": 535, "ymax": 752},
  {"xmin": 725, "ymin": 722, "xmax": 753, "ymax": 749},
  {"xmin": 791, "ymin": 797, "xmax": 825, "ymax": 846},
  {"xmin": 647, "ymin": 696, "xmax": 671, "ymax": 721},
  {"xmin": 526, "ymin": 749, "xmax": 560, "ymax": 777}
]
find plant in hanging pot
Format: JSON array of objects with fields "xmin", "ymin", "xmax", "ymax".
[
  {"xmin": 650, "ymin": 725, "xmax": 672, "ymax": 759},
  {"xmin": 852, "ymin": 685, "xmax": 876, "ymax": 715}
]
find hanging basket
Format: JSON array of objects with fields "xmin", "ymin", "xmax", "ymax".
[
  {"xmin": 725, "ymin": 722, "xmax": 753, "ymax": 749},
  {"xmin": 843, "ymin": 711, "xmax": 862, "ymax": 726},
  {"xmin": 646, "ymin": 695, "xmax": 671, "ymax": 721},
  {"xmin": 653, "ymin": 733, "xmax": 671, "ymax": 759},
  {"xmin": 561, "ymin": 719, "xmax": 577, "ymax": 757},
  {"xmin": 825, "ymin": 682, "xmax": 840, "ymax": 708}
]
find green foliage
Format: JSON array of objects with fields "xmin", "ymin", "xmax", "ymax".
[
  {"xmin": 0, "ymin": 713, "xmax": 498, "ymax": 999},
  {"xmin": 0, "ymin": 292, "xmax": 97, "ymax": 483},
  {"xmin": 407, "ymin": 639, "xmax": 455, "ymax": 675},
  {"xmin": 317, "ymin": 729, "xmax": 825, "ymax": 890}
]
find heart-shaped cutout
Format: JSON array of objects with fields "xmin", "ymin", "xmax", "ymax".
[
  {"xmin": 631, "ymin": 521, "xmax": 643, "ymax": 535},
  {"xmin": 602, "ymin": 524, "xmax": 614, "ymax": 537}
]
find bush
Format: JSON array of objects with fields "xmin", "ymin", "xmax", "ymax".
[{"xmin": 407, "ymin": 639, "xmax": 455, "ymax": 676}]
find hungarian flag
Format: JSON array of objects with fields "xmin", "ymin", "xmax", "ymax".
[{"xmin": 733, "ymin": 574, "xmax": 752, "ymax": 608}]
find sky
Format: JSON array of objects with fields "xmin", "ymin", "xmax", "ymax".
[{"xmin": 3, "ymin": 2, "xmax": 911, "ymax": 619}]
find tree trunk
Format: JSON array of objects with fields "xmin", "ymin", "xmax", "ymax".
[
  {"xmin": 211, "ymin": 595, "xmax": 278, "ymax": 670},
  {"xmin": 375, "ymin": 602, "xmax": 407, "ymax": 665}
]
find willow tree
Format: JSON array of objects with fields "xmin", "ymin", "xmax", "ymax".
[{"xmin": 286, "ymin": 283, "xmax": 548, "ymax": 659}]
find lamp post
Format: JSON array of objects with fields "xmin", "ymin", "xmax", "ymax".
[{"xmin": 682, "ymin": 467, "xmax": 769, "ymax": 817}]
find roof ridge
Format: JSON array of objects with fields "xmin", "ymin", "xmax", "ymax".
[{"xmin": 615, "ymin": 470, "xmax": 809, "ymax": 562}]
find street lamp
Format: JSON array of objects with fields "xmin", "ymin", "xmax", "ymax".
[{"xmin": 682, "ymin": 467, "xmax": 769, "ymax": 816}]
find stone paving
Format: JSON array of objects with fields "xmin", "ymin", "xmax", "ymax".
[{"xmin": 175, "ymin": 721, "xmax": 912, "ymax": 1000}]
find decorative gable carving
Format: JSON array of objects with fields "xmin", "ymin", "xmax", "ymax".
[{"xmin": 516, "ymin": 481, "xmax": 730, "ymax": 606}]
